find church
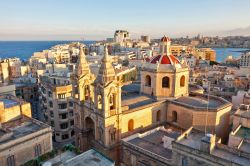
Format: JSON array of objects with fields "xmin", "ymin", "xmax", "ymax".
[{"xmin": 71, "ymin": 36, "xmax": 232, "ymax": 161}]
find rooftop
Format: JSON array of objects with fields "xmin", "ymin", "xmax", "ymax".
[
  {"xmin": 176, "ymin": 129, "xmax": 250, "ymax": 166},
  {"xmin": 235, "ymin": 126, "xmax": 250, "ymax": 139},
  {"xmin": 64, "ymin": 149, "xmax": 115, "ymax": 166},
  {"xmin": 0, "ymin": 98, "xmax": 19, "ymax": 108},
  {"xmin": 123, "ymin": 126, "xmax": 182, "ymax": 160},
  {"xmin": 0, "ymin": 116, "xmax": 50, "ymax": 145},
  {"xmin": 172, "ymin": 93, "xmax": 231, "ymax": 111},
  {"xmin": 121, "ymin": 93, "xmax": 157, "ymax": 110}
]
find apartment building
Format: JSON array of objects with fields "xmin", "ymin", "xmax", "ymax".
[
  {"xmin": 240, "ymin": 52, "xmax": 250, "ymax": 67},
  {"xmin": 40, "ymin": 72, "xmax": 74, "ymax": 143}
]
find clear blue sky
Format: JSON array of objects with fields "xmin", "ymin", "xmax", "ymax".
[{"xmin": 1, "ymin": 0, "xmax": 250, "ymax": 40}]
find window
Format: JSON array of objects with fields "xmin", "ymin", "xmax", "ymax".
[
  {"xmin": 162, "ymin": 76, "xmax": 170, "ymax": 88},
  {"xmin": 110, "ymin": 94, "xmax": 115, "ymax": 110},
  {"xmin": 180, "ymin": 75, "xmax": 185, "ymax": 87},
  {"xmin": 48, "ymin": 91, "xmax": 52, "ymax": 97},
  {"xmin": 7, "ymin": 155, "xmax": 15, "ymax": 166},
  {"xmin": 98, "ymin": 95, "xmax": 102, "ymax": 110},
  {"xmin": 60, "ymin": 113, "xmax": 67, "ymax": 119},
  {"xmin": 156, "ymin": 110, "xmax": 161, "ymax": 122},
  {"xmin": 49, "ymin": 101, "xmax": 53, "ymax": 108},
  {"xmin": 34, "ymin": 144, "xmax": 42, "ymax": 157},
  {"xmin": 69, "ymin": 110, "xmax": 74, "ymax": 117},
  {"xmin": 58, "ymin": 103, "xmax": 67, "ymax": 109},
  {"xmin": 70, "ymin": 120, "xmax": 74, "ymax": 126},
  {"xmin": 69, "ymin": 102, "xmax": 73, "ymax": 107},
  {"xmin": 172, "ymin": 111, "xmax": 177, "ymax": 123},
  {"xmin": 50, "ymin": 111, "xmax": 54, "ymax": 117},
  {"xmin": 182, "ymin": 157, "xmax": 188, "ymax": 166},
  {"xmin": 71, "ymin": 130, "xmax": 75, "ymax": 136},
  {"xmin": 62, "ymin": 134, "xmax": 69, "ymax": 140},
  {"xmin": 60, "ymin": 123, "xmax": 68, "ymax": 129},
  {"xmin": 145, "ymin": 75, "xmax": 151, "ymax": 87},
  {"xmin": 84, "ymin": 85, "xmax": 90, "ymax": 100},
  {"xmin": 51, "ymin": 121, "xmax": 54, "ymax": 127},
  {"xmin": 58, "ymin": 93, "xmax": 66, "ymax": 99},
  {"xmin": 128, "ymin": 119, "xmax": 134, "ymax": 131},
  {"xmin": 110, "ymin": 129, "xmax": 116, "ymax": 142}
]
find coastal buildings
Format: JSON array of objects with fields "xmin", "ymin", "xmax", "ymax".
[
  {"xmin": 72, "ymin": 36, "xmax": 232, "ymax": 162},
  {"xmin": 0, "ymin": 115, "xmax": 53, "ymax": 166},
  {"xmin": 114, "ymin": 30, "xmax": 130, "ymax": 43},
  {"xmin": 40, "ymin": 71, "xmax": 75, "ymax": 143}
]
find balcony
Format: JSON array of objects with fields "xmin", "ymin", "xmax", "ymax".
[{"xmin": 58, "ymin": 108, "xmax": 68, "ymax": 113}]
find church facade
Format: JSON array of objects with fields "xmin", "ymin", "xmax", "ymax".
[{"xmin": 72, "ymin": 36, "xmax": 232, "ymax": 161}]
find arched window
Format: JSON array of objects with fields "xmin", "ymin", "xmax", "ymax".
[
  {"xmin": 156, "ymin": 110, "xmax": 161, "ymax": 122},
  {"xmin": 180, "ymin": 75, "xmax": 185, "ymax": 87},
  {"xmin": 84, "ymin": 85, "xmax": 90, "ymax": 100},
  {"xmin": 172, "ymin": 111, "xmax": 177, "ymax": 122},
  {"xmin": 109, "ymin": 94, "xmax": 115, "ymax": 110},
  {"xmin": 128, "ymin": 119, "xmax": 134, "ymax": 131},
  {"xmin": 162, "ymin": 76, "xmax": 170, "ymax": 88},
  {"xmin": 145, "ymin": 75, "xmax": 151, "ymax": 87},
  {"xmin": 98, "ymin": 95, "xmax": 102, "ymax": 110}
]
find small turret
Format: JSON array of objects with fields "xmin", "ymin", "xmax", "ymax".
[
  {"xmin": 95, "ymin": 45, "xmax": 116, "ymax": 85},
  {"xmin": 75, "ymin": 45, "xmax": 90, "ymax": 77}
]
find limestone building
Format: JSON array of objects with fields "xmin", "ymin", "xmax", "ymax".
[
  {"xmin": 0, "ymin": 115, "xmax": 52, "ymax": 166},
  {"xmin": 72, "ymin": 36, "xmax": 232, "ymax": 161},
  {"xmin": 40, "ymin": 71, "xmax": 74, "ymax": 143},
  {"xmin": 0, "ymin": 95, "xmax": 31, "ymax": 123}
]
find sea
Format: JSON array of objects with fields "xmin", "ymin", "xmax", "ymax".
[
  {"xmin": 0, "ymin": 41, "xmax": 95, "ymax": 61},
  {"xmin": 0, "ymin": 41, "xmax": 249, "ymax": 62}
]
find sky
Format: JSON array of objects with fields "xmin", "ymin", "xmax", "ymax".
[{"xmin": 0, "ymin": 0, "xmax": 250, "ymax": 40}]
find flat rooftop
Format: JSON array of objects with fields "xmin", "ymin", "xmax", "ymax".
[
  {"xmin": 177, "ymin": 129, "xmax": 250, "ymax": 166},
  {"xmin": 121, "ymin": 94, "xmax": 156, "ymax": 110},
  {"xmin": 173, "ymin": 93, "xmax": 231, "ymax": 110},
  {"xmin": 0, "ymin": 98, "xmax": 19, "ymax": 108},
  {"xmin": 124, "ymin": 126, "xmax": 182, "ymax": 159},
  {"xmin": 0, "ymin": 116, "xmax": 50, "ymax": 145},
  {"xmin": 235, "ymin": 126, "xmax": 250, "ymax": 139},
  {"xmin": 64, "ymin": 149, "xmax": 114, "ymax": 166}
]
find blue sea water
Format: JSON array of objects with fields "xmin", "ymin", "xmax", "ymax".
[
  {"xmin": 213, "ymin": 48, "xmax": 249, "ymax": 62},
  {"xmin": 0, "ymin": 41, "xmax": 248, "ymax": 62},
  {"xmin": 0, "ymin": 41, "xmax": 95, "ymax": 61}
]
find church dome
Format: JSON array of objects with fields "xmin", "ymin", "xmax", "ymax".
[
  {"xmin": 150, "ymin": 54, "xmax": 180, "ymax": 65},
  {"xmin": 161, "ymin": 35, "xmax": 171, "ymax": 42}
]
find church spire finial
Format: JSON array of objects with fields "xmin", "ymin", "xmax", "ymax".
[
  {"xmin": 95, "ymin": 44, "xmax": 116, "ymax": 84},
  {"xmin": 75, "ymin": 44, "xmax": 89, "ymax": 77}
]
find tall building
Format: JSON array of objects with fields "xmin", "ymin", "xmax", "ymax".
[
  {"xmin": 40, "ymin": 71, "xmax": 74, "ymax": 143},
  {"xmin": 114, "ymin": 30, "xmax": 130, "ymax": 43},
  {"xmin": 72, "ymin": 36, "xmax": 232, "ymax": 162},
  {"xmin": 240, "ymin": 52, "xmax": 250, "ymax": 67}
]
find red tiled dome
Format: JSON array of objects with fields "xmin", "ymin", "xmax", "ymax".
[
  {"xmin": 150, "ymin": 54, "xmax": 180, "ymax": 65},
  {"xmin": 161, "ymin": 36, "xmax": 171, "ymax": 42}
]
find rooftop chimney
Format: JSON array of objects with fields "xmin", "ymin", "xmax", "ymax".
[{"xmin": 200, "ymin": 133, "xmax": 216, "ymax": 154}]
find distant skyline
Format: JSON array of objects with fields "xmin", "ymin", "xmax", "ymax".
[{"xmin": 1, "ymin": 0, "xmax": 250, "ymax": 40}]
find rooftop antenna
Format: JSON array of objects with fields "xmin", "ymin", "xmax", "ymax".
[{"xmin": 205, "ymin": 78, "xmax": 210, "ymax": 135}]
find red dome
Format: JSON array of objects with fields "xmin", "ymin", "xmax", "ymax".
[
  {"xmin": 161, "ymin": 36, "xmax": 171, "ymax": 42},
  {"xmin": 150, "ymin": 54, "xmax": 180, "ymax": 65}
]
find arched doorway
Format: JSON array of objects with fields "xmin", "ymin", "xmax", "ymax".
[{"xmin": 85, "ymin": 117, "xmax": 95, "ymax": 138}]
